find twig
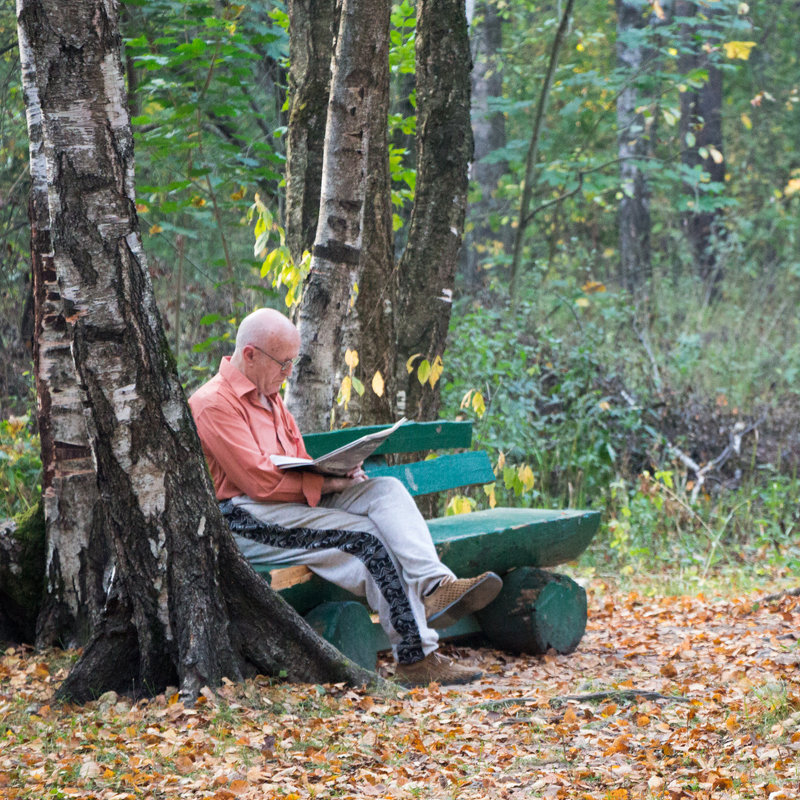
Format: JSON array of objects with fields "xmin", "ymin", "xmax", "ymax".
[
  {"xmin": 549, "ymin": 691, "xmax": 691, "ymax": 706},
  {"xmin": 477, "ymin": 690, "xmax": 690, "ymax": 711},
  {"xmin": 686, "ymin": 417, "xmax": 764, "ymax": 503},
  {"xmin": 618, "ymin": 387, "xmax": 764, "ymax": 503},
  {"xmin": 756, "ymin": 587, "xmax": 800, "ymax": 604}
]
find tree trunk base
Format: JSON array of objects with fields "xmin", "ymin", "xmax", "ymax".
[
  {"xmin": 477, "ymin": 567, "xmax": 587, "ymax": 655},
  {"xmin": 57, "ymin": 533, "xmax": 382, "ymax": 704}
]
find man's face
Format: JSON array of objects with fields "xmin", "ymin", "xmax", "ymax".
[{"xmin": 243, "ymin": 330, "xmax": 300, "ymax": 397}]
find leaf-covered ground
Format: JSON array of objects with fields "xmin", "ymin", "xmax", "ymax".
[{"xmin": 1, "ymin": 584, "xmax": 798, "ymax": 800}]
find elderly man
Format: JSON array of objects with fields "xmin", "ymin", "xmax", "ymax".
[{"xmin": 189, "ymin": 308, "xmax": 502, "ymax": 686}]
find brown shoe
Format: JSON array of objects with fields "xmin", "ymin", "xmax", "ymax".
[
  {"xmin": 394, "ymin": 652, "xmax": 483, "ymax": 687},
  {"xmin": 423, "ymin": 571, "xmax": 502, "ymax": 629}
]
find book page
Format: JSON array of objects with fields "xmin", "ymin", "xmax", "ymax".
[{"xmin": 270, "ymin": 417, "xmax": 407, "ymax": 476}]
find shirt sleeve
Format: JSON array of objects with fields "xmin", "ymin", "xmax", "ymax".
[{"xmin": 193, "ymin": 402, "xmax": 324, "ymax": 506}]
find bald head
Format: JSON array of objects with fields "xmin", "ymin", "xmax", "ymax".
[
  {"xmin": 231, "ymin": 308, "xmax": 300, "ymax": 395},
  {"xmin": 235, "ymin": 308, "xmax": 298, "ymax": 354}
]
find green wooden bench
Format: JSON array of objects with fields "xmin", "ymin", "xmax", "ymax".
[{"xmin": 252, "ymin": 420, "xmax": 601, "ymax": 669}]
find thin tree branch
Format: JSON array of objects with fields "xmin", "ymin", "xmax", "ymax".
[{"xmin": 509, "ymin": 0, "xmax": 575, "ymax": 303}]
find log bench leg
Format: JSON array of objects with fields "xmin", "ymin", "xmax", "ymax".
[
  {"xmin": 304, "ymin": 601, "xmax": 381, "ymax": 670},
  {"xmin": 476, "ymin": 567, "xmax": 587, "ymax": 655}
]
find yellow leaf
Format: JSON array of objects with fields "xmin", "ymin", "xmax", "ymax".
[
  {"xmin": 446, "ymin": 495, "xmax": 475, "ymax": 516},
  {"xmin": 581, "ymin": 280, "xmax": 606, "ymax": 294},
  {"xmin": 190, "ymin": 195, "xmax": 207, "ymax": 208},
  {"xmin": 460, "ymin": 389, "xmax": 474, "ymax": 409},
  {"xmin": 650, "ymin": 0, "xmax": 666, "ymax": 19},
  {"xmin": 472, "ymin": 390, "xmax": 486, "ymax": 417},
  {"xmin": 575, "ymin": 297, "xmax": 590, "ymax": 308},
  {"xmin": 518, "ymin": 464, "xmax": 535, "ymax": 492},
  {"xmin": 784, "ymin": 177, "xmax": 800, "ymax": 196},
  {"xmin": 562, "ymin": 706, "xmax": 578, "ymax": 725},
  {"xmin": 344, "ymin": 348, "xmax": 359, "ymax": 370},
  {"xmin": 417, "ymin": 359, "xmax": 431, "ymax": 386},
  {"xmin": 708, "ymin": 145, "xmax": 724, "ymax": 164},
  {"xmin": 740, "ymin": 113, "xmax": 752, "ymax": 129},
  {"xmin": 722, "ymin": 40, "xmax": 756, "ymax": 60},
  {"xmin": 371, "ymin": 370, "xmax": 385, "ymax": 397},
  {"xmin": 149, "ymin": 224, "xmax": 163, "ymax": 234},
  {"xmin": 406, "ymin": 353, "xmax": 421, "ymax": 374},
  {"xmin": 483, "ymin": 483, "xmax": 497, "ymax": 509},
  {"xmin": 230, "ymin": 187, "xmax": 246, "ymax": 201},
  {"xmin": 339, "ymin": 375, "xmax": 352, "ymax": 407},
  {"xmin": 429, "ymin": 355, "xmax": 444, "ymax": 388},
  {"xmin": 599, "ymin": 401, "xmax": 611, "ymax": 411},
  {"xmin": 496, "ymin": 451, "xmax": 506, "ymax": 470},
  {"xmin": 136, "ymin": 203, "xmax": 149, "ymax": 213}
]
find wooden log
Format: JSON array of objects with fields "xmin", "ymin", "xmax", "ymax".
[
  {"xmin": 304, "ymin": 601, "xmax": 381, "ymax": 670},
  {"xmin": 476, "ymin": 567, "xmax": 587, "ymax": 655}
]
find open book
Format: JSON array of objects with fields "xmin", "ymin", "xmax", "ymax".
[{"xmin": 270, "ymin": 417, "xmax": 407, "ymax": 476}]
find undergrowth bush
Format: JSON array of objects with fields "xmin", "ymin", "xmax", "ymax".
[
  {"xmin": 440, "ymin": 273, "xmax": 800, "ymax": 586},
  {"xmin": 0, "ymin": 415, "xmax": 41, "ymax": 519},
  {"xmin": 440, "ymin": 289, "xmax": 654, "ymax": 510}
]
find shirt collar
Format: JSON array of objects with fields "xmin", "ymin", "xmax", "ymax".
[
  {"xmin": 219, "ymin": 356, "xmax": 257, "ymax": 399},
  {"xmin": 219, "ymin": 356, "xmax": 281, "ymax": 403}
]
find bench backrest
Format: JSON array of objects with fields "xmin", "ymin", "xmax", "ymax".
[{"xmin": 303, "ymin": 420, "xmax": 494, "ymax": 498}]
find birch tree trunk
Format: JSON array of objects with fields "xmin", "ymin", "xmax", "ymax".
[
  {"xmin": 26, "ymin": 65, "xmax": 111, "ymax": 649},
  {"xmin": 616, "ymin": 0, "xmax": 653, "ymax": 294},
  {"xmin": 396, "ymin": 0, "xmax": 473, "ymax": 420},
  {"xmin": 17, "ymin": 0, "xmax": 374, "ymax": 702},
  {"xmin": 285, "ymin": 0, "xmax": 336, "ymax": 264},
  {"xmin": 675, "ymin": 0, "xmax": 726, "ymax": 296},
  {"xmin": 285, "ymin": 0, "xmax": 391, "ymax": 430}
]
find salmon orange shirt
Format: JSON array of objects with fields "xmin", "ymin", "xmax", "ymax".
[{"xmin": 189, "ymin": 357, "xmax": 324, "ymax": 506}]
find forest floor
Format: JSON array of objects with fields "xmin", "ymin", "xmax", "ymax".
[{"xmin": 1, "ymin": 579, "xmax": 799, "ymax": 800}]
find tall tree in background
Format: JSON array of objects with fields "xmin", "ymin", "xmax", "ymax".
[
  {"xmin": 616, "ymin": 0, "xmax": 654, "ymax": 293},
  {"xmin": 17, "ymin": 0, "xmax": 372, "ymax": 701},
  {"xmin": 675, "ymin": 0, "xmax": 726, "ymax": 293},
  {"xmin": 396, "ymin": 0, "xmax": 473, "ymax": 420},
  {"xmin": 462, "ymin": 0, "xmax": 509, "ymax": 291}
]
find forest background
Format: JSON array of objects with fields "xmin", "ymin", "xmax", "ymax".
[{"xmin": 0, "ymin": 0, "xmax": 798, "ymax": 593}]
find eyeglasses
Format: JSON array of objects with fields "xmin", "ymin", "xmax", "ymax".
[{"xmin": 249, "ymin": 344, "xmax": 300, "ymax": 373}]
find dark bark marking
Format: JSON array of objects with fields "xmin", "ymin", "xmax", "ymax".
[{"xmin": 314, "ymin": 242, "xmax": 361, "ymax": 265}]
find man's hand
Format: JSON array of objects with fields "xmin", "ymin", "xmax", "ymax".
[{"xmin": 321, "ymin": 465, "xmax": 368, "ymax": 494}]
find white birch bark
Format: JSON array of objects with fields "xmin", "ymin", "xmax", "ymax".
[
  {"xmin": 286, "ymin": 0, "xmax": 391, "ymax": 430},
  {"xmin": 20, "ymin": 11, "xmax": 109, "ymax": 647}
]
